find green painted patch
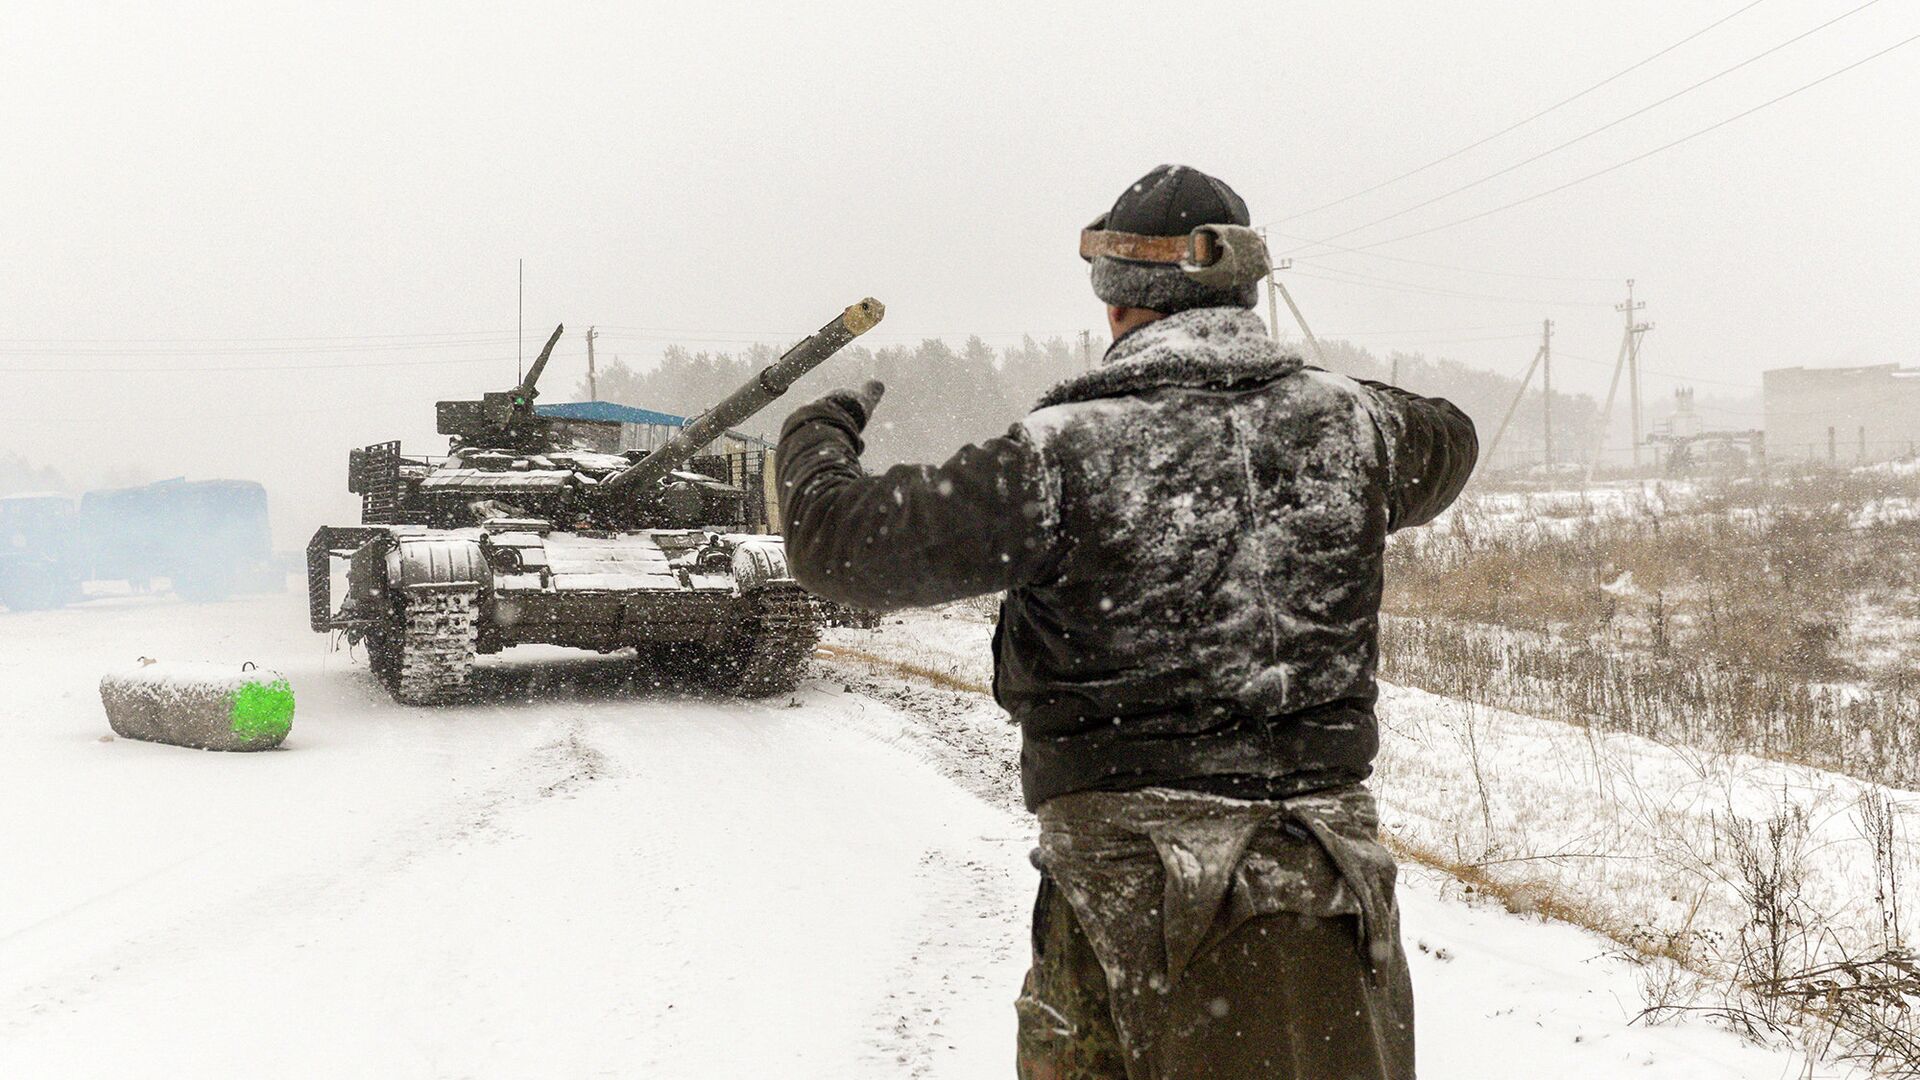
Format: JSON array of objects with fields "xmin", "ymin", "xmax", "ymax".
[{"xmin": 229, "ymin": 678, "xmax": 295, "ymax": 741}]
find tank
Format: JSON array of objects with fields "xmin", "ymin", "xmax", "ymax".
[{"xmin": 306, "ymin": 298, "xmax": 883, "ymax": 704}]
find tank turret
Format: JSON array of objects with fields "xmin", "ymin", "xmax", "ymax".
[{"xmin": 434, "ymin": 323, "xmax": 567, "ymax": 450}]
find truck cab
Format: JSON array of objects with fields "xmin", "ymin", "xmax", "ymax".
[{"xmin": 0, "ymin": 493, "xmax": 84, "ymax": 611}]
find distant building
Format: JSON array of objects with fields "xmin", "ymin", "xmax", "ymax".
[
  {"xmin": 1651, "ymin": 387, "xmax": 1763, "ymax": 475},
  {"xmin": 1653, "ymin": 387, "xmax": 1704, "ymax": 441},
  {"xmin": 1762, "ymin": 364, "xmax": 1920, "ymax": 464}
]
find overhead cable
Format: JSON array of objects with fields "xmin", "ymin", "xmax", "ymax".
[{"xmin": 1264, "ymin": 0, "xmax": 1773, "ymax": 225}]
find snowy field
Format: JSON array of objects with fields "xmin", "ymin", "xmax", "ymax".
[
  {"xmin": 827, "ymin": 610, "xmax": 1920, "ymax": 971},
  {"xmin": 0, "ymin": 591, "xmax": 1861, "ymax": 1078}
]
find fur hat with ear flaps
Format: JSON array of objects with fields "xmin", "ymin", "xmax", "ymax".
[{"xmin": 1088, "ymin": 165, "xmax": 1261, "ymax": 314}]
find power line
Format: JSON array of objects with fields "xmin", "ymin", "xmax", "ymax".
[
  {"xmin": 1295, "ymin": 262, "xmax": 1613, "ymax": 304},
  {"xmin": 1556, "ymin": 348, "xmax": 1761, "ymax": 390},
  {"xmin": 1315, "ymin": 323, "xmax": 1540, "ymax": 336},
  {"xmin": 1288, "ymin": 265, "xmax": 1611, "ymax": 308},
  {"xmin": 597, "ymin": 325, "xmax": 1089, "ymax": 341},
  {"xmin": 1282, "ymin": 236, "xmax": 1615, "ymax": 284},
  {"xmin": 1285, "ymin": 0, "xmax": 1884, "ymax": 254},
  {"xmin": 1358, "ymin": 332, "xmax": 1543, "ymax": 347},
  {"xmin": 5, "ymin": 353, "xmax": 522, "ymax": 375},
  {"xmin": 1263, "ymin": 0, "xmax": 1773, "ymax": 226},
  {"xmin": 0, "ymin": 336, "xmax": 519, "ymax": 357},
  {"xmin": 0, "ymin": 327, "xmax": 1090, "ymax": 354},
  {"xmin": 0, "ymin": 404, "xmax": 373, "ymax": 425},
  {"xmin": 0, "ymin": 327, "xmax": 1099, "ymax": 366},
  {"xmin": 1325, "ymin": 331, "xmax": 1540, "ymax": 345},
  {"xmin": 1338, "ymin": 31, "xmax": 1920, "ymax": 253},
  {"xmin": 0, "ymin": 329, "xmax": 516, "ymax": 345}
]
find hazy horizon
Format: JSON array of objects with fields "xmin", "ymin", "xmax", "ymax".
[{"xmin": 6, "ymin": 2, "xmax": 1916, "ymax": 542}]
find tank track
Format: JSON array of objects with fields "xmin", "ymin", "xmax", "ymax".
[
  {"xmin": 726, "ymin": 584, "xmax": 822, "ymax": 697},
  {"xmin": 373, "ymin": 588, "xmax": 479, "ymax": 705}
]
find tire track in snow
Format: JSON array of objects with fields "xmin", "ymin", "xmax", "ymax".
[
  {"xmin": 859, "ymin": 845, "xmax": 1025, "ymax": 1078},
  {"xmin": 0, "ymin": 714, "xmax": 614, "ymax": 1039},
  {"xmin": 797, "ymin": 668, "xmax": 1038, "ymax": 1077},
  {"xmin": 799, "ymin": 670, "xmax": 1024, "ymax": 816}
]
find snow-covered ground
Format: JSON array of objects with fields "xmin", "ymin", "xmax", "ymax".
[
  {"xmin": 0, "ymin": 593, "xmax": 1858, "ymax": 1077},
  {"xmin": 1373, "ymin": 682, "xmax": 1918, "ymax": 1001},
  {"xmin": 827, "ymin": 610, "xmax": 1920, "ymax": 970}
]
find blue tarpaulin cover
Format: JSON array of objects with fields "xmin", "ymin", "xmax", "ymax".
[
  {"xmin": 536, "ymin": 401, "xmax": 688, "ymax": 427},
  {"xmin": 536, "ymin": 401, "xmax": 772, "ymax": 449}
]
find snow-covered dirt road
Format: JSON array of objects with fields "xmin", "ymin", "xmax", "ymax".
[
  {"xmin": 0, "ymin": 592, "xmax": 1846, "ymax": 1078},
  {"xmin": 0, "ymin": 594, "xmax": 1028, "ymax": 1077}
]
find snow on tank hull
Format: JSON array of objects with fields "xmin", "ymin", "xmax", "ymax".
[
  {"xmin": 482, "ymin": 528, "xmax": 798, "ymax": 650},
  {"xmin": 307, "ymin": 523, "xmax": 818, "ymax": 704}
]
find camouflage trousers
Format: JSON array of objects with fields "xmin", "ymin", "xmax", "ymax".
[{"xmin": 1014, "ymin": 786, "xmax": 1415, "ymax": 1080}]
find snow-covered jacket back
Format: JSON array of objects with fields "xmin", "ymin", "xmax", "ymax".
[{"xmin": 778, "ymin": 307, "xmax": 1477, "ymax": 810}]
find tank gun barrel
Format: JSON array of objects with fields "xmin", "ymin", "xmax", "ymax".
[
  {"xmin": 597, "ymin": 298, "xmax": 884, "ymax": 499},
  {"xmin": 517, "ymin": 323, "xmax": 566, "ymax": 404}
]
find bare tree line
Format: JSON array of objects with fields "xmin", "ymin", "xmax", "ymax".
[{"xmin": 578, "ymin": 331, "xmax": 1607, "ymax": 471}]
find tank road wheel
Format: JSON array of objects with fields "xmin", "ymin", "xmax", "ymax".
[
  {"xmin": 368, "ymin": 587, "xmax": 480, "ymax": 705},
  {"xmin": 715, "ymin": 585, "xmax": 822, "ymax": 698},
  {"xmin": 636, "ymin": 641, "xmax": 719, "ymax": 692}
]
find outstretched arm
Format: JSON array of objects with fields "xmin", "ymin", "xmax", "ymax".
[
  {"xmin": 777, "ymin": 383, "xmax": 1057, "ymax": 611},
  {"xmin": 1358, "ymin": 379, "xmax": 1479, "ymax": 530}
]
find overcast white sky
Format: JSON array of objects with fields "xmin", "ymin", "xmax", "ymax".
[{"xmin": 4, "ymin": 1, "xmax": 1917, "ymax": 540}]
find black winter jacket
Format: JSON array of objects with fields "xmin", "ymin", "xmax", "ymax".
[{"xmin": 778, "ymin": 307, "xmax": 1477, "ymax": 810}]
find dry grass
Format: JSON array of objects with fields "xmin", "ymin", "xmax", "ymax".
[
  {"xmin": 1382, "ymin": 471, "xmax": 1920, "ymax": 787},
  {"xmin": 1380, "ymin": 615, "xmax": 1920, "ymax": 788},
  {"xmin": 1388, "ymin": 496, "xmax": 1899, "ymax": 673},
  {"xmin": 1392, "ymin": 796, "xmax": 1919, "ymax": 1074},
  {"xmin": 1383, "ymin": 832, "xmax": 1660, "ymax": 954},
  {"xmin": 813, "ymin": 643, "xmax": 992, "ymax": 696},
  {"xmin": 1382, "ymin": 469, "xmax": 1920, "ymax": 1068}
]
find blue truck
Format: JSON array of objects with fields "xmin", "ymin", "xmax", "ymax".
[
  {"xmin": 0, "ymin": 478, "xmax": 278, "ymax": 610},
  {"xmin": 0, "ymin": 493, "xmax": 87, "ymax": 610}
]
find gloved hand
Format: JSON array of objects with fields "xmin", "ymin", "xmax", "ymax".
[{"xmin": 824, "ymin": 379, "xmax": 886, "ymax": 431}]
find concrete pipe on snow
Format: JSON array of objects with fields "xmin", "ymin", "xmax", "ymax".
[{"xmin": 99, "ymin": 661, "xmax": 294, "ymax": 751}]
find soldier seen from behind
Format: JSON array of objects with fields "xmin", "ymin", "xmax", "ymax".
[{"xmin": 777, "ymin": 164, "xmax": 1478, "ymax": 1079}]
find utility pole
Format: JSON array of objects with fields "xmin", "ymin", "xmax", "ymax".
[
  {"xmin": 585, "ymin": 325, "xmax": 599, "ymax": 400},
  {"xmin": 1259, "ymin": 227, "xmax": 1281, "ymax": 342},
  {"xmin": 1584, "ymin": 332, "xmax": 1632, "ymax": 483},
  {"xmin": 517, "ymin": 258, "xmax": 525, "ymax": 382},
  {"xmin": 1079, "ymin": 329, "xmax": 1093, "ymax": 367},
  {"xmin": 1541, "ymin": 319, "xmax": 1554, "ymax": 468},
  {"xmin": 1616, "ymin": 280, "xmax": 1650, "ymax": 468},
  {"xmin": 1589, "ymin": 281, "xmax": 1651, "ymax": 479},
  {"xmin": 1269, "ymin": 259, "xmax": 1326, "ymax": 366},
  {"xmin": 1484, "ymin": 343, "xmax": 1547, "ymax": 466}
]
